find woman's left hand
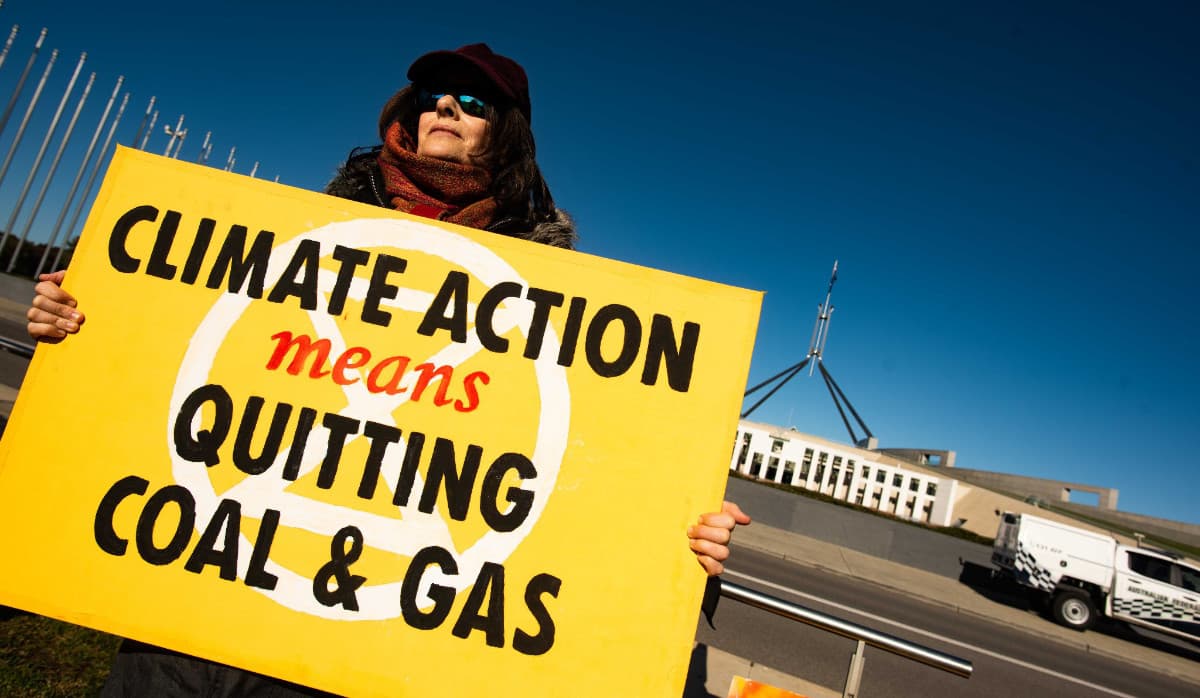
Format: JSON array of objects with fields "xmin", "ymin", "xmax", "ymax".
[{"xmin": 688, "ymin": 500, "xmax": 751, "ymax": 576}]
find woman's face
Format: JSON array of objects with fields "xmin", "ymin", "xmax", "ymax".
[{"xmin": 416, "ymin": 92, "xmax": 490, "ymax": 167}]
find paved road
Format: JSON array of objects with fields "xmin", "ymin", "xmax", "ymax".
[{"xmin": 699, "ymin": 546, "xmax": 1200, "ymax": 697}]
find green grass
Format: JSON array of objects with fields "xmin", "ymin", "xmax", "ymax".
[
  {"xmin": 0, "ymin": 608, "xmax": 120, "ymax": 697},
  {"xmin": 729, "ymin": 470, "xmax": 996, "ymax": 546},
  {"xmin": 1038, "ymin": 502, "xmax": 1200, "ymax": 559}
]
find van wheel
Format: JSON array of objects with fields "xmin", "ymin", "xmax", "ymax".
[{"xmin": 1051, "ymin": 589, "xmax": 1096, "ymax": 630}]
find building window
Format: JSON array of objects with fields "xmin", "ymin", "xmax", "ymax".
[
  {"xmin": 737, "ymin": 443, "xmax": 749, "ymax": 466},
  {"xmin": 876, "ymin": 470, "xmax": 886, "ymax": 484},
  {"xmin": 766, "ymin": 456, "xmax": 779, "ymax": 481},
  {"xmin": 892, "ymin": 474, "xmax": 903, "ymax": 488},
  {"xmin": 832, "ymin": 455, "xmax": 842, "ymax": 469},
  {"xmin": 750, "ymin": 452, "xmax": 763, "ymax": 477},
  {"xmin": 783, "ymin": 460, "xmax": 795, "ymax": 483},
  {"xmin": 843, "ymin": 469, "xmax": 853, "ymax": 486},
  {"xmin": 799, "ymin": 461, "xmax": 811, "ymax": 480},
  {"xmin": 909, "ymin": 479, "xmax": 920, "ymax": 492},
  {"xmin": 855, "ymin": 488, "xmax": 866, "ymax": 505},
  {"xmin": 743, "ymin": 432, "xmax": 752, "ymax": 444},
  {"xmin": 926, "ymin": 482, "xmax": 938, "ymax": 497},
  {"xmin": 861, "ymin": 466, "xmax": 870, "ymax": 479},
  {"xmin": 771, "ymin": 439, "xmax": 784, "ymax": 454},
  {"xmin": 815, "ymin": 465, "xmax": 825, "ymax": 483}
]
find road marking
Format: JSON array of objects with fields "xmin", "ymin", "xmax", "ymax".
[{"xmin": 725, "ymin": 569, "xmax": 1142, "ymax": 698}]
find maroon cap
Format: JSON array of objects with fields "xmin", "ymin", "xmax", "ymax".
[{"xmin": 408, "ymin": 43, "xmax": 532, "ymax": 123}]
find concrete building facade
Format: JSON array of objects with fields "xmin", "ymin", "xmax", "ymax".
[
  {"xmin": 730, "ymin": 420, "xmax": 958, "ymax": 527},
  {"xmin": 945, "ymin": 467, "xmax": 1119, "ymax": 510}
]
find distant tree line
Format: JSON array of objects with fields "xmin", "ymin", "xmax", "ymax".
[{"xmin": 0, "ymin": 233, "xmax": 77, "ymax": 278}]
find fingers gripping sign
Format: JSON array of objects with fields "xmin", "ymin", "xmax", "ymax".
[
  {"xmin": 688, "ymin": 500, "xmax": 751, "ymax": 576},
  {"xmin": 28, "ymin": 270, "xmax": 85, "ymax": 342}
]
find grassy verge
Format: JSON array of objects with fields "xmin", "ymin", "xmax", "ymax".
[
  {"xmin": 1038, "ymin": 502, "xmax": 1200, "ymax": 558},
  {"xmin": 0, "ymin": 608, "xmax": 119, "ymax": 696},
  {"xmin": 729, "ymin": 470, "xmax": 995, "ymax": 546}
]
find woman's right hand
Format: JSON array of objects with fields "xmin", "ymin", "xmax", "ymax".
[{"xmin": 27, "ymin": 270, "xmax": 84, "ymax": 343}]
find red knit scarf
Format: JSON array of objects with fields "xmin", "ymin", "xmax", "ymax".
[{"xmin": 376, "ymin": 121, "xmax": 496, "ymax": 229}]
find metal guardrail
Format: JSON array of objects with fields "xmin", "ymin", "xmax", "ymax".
[
  {"xmin": 719, "ymin": 579, "xmax": 972, "ymax": 697},
  {"xmin": 0, "ymin": 336, "xmax": 35, "ymax": 359}
]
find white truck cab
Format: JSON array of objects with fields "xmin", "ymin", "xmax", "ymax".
[{"xmin": 992, "ymin": 511, "xmax": 1200, "ymax": 642}]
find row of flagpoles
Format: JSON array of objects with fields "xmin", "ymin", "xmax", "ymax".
[{"xmin": 0, "ymin": 3, "xmax": 276, "ymax": 279}]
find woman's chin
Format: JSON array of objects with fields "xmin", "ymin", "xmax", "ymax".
[{"xmin": 419, "ymin": 145, "xmax": 468, "ymax": 165}]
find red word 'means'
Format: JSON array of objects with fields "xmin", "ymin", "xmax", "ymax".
[{"xmin": 264, "ymin": 331, "xmax": 489, "ymax": 413}]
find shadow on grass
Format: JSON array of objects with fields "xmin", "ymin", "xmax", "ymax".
[{"xmin": 0, "ymin": 609, "xmax": 120, "ymax": 697}]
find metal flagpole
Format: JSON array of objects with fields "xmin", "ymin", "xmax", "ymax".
[
  {"xmin": 0, "ymin": 27, "xmax": 44, "ymax": 144},
  {"xmin": 0, "ymin": 50, "xmax": 80, "ymax": 256},
  {"xmin": 7, "ymin": 70, "xmax": 95, "ymax": 272},
  {"xmin": 0, "ymin": 42, "xmax": 54, "ymax": 193},
  {"xmin": 170, "ymin": 128, "xmax": 186, "ymax": 158},
  {"xmin": 0, "ymin": 24, "xmax": 18, "ymax": 73},
  {"xmin": 34, "ymin": 75, "xmax": 122, "ymax": 278},
  {"xmin": 195, "ymin": 130, "xmax": 210, "ymax": 164},
  {"xmin": 162, "ymin": 114, "xmax": 184, "ymax": 156},
  {"xmin": 51, "ymin": 91, "xmax": 128, "ymax": 272},
  {"xmin": 129, "ymin": 95, "xmax": 154, "ymax": 148},
  {"xmin": 807, "ymin": 260, "xmax": 838, "ymax": 375},
  {"xmin": 223, "ymin": 146, "xmax": 235, "ymax": 171},
  {"xmin": 249, "ymin": 161, "xmax": 258, "ymax": 178},
  {"xmin": 137, "ymin": 108, "xmax": 157, "ymax": 150}
]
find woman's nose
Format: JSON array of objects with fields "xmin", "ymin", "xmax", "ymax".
[{"xmin": 436, "ymin": 94, "xmax": 459, "ymax": 117}]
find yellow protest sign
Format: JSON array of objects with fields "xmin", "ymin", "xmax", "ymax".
[{"xmin": 0, "ymin": 147, "xmax": 761, "ymax": 696}]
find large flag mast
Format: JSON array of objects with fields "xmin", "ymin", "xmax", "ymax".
[{"xmin": 742, "ymin": 261, "xmax": 876, "ymax": 447}]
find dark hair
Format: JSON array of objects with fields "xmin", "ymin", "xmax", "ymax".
[{"xmin": 377, "ymin": 85, "xmax": 557, "ymax": 233}]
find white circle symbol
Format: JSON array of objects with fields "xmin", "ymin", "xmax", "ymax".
[{"xmin": 169, "ymin": 218, "xmax": 570, "ymax": 620}]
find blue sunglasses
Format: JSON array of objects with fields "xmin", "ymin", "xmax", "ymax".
[{"xmin": 417, "ymin": 88, "xmax": 489, "ymax": 118}]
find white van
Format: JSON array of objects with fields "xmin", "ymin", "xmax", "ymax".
[{"xmin": 992, "ymin": 511, "xmax": 1200, "ymax": 642}]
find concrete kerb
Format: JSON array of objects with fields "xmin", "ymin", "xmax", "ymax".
[{"xmin": 732, "ymin": 523, "xmax": 1200, "ymax": 688}]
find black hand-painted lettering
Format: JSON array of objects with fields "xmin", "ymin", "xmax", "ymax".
[{"xmin": 312, "ymin": 525, "xmax": 366, "ymax": 611}]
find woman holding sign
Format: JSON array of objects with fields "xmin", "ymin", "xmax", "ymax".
[{"xmin": 28, "ymin": 43, "xmax": 748, "ymax": 695}]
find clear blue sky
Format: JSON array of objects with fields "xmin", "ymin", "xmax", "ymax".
[{"xmin": 0, "ymin": 1, "xmax": 1195, "ymax": 523}]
